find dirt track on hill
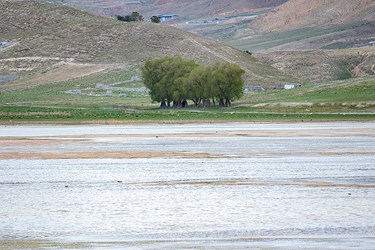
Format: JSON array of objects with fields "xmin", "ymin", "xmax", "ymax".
[{"xmin": 0, "ymin": 60, "xmax": 112, "ymax": 90}]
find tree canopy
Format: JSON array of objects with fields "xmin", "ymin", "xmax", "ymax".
[
  {"xmin": 141, "ymin": 56, "xmax": 245, "ymax": 108},
  {"xmin": 151, "ymin": 16, "xmax": 161, "ymax": 23},
  {"xmin": 116, "ymin": 12, "xmax": 144, "ymax": 22}
]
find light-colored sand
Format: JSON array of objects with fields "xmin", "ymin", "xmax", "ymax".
[
  {"xmin": 0, "ymin": 151, "xmax": 223, "ymax": 159},
  {"xmin": 124, "ymin": 179, "xmax": 375, "ymax": 188},
  {"xmin": 1, "ymin": 123, "xmax": 374, "ymax": 159}
]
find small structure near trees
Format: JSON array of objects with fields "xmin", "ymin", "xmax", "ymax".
[
  {"xmin": 141, "ymin": 56, "xmax": 245, "ymax": 108},
  {"xmin": 157, "ymin": 14, "xmax": 178, "ymax": 22},
  {"xmin": 272, "ymin": 82, "xmax": 302, "ymax": 90}
]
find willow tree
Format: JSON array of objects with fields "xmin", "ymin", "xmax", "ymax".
[
  {"xmin": 182, "ymin": 65, "xmax": 216, "ymax": 107},
  {"xmin": 142, "ymin": 57, "xmax": 244, "ymax": 108},
  {"xmin": 209, "ymin": 62, "xmax": 245, "ymax": 107},
  {"xmin": 141, "ymin": 58, "xmax": 166, "ymax": 107},
  {"xmin": 141, "ymin": 56, "xmax": 198, "ymax": 108}
]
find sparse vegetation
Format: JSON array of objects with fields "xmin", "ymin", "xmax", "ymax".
[
  {"xmin": 228, "ymin": 22, "xmax": 374, "ymax": 52},
  {"xmin": 0, "ymin": 0, "xmax": 294, "ymax": 89},
  {"xmin": 238, "ymin": 76, "xmax": 375, "ymax": 112},
  {"xmin": 253, "ymin": 47, "xmax": 375, "ymax": 83}
]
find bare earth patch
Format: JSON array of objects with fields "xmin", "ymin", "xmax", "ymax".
[
  {"xmin": 2, "ymin": 62, "xmax": 111, "ymax": 91},
  {"xmin": 0, "ymin": 151, "xmax": 223, "ymax": 159},
  {"xmin": 1, "ymin": 124, "xmax": 374, "ymax": 159},
  {"xmin": 36, "ymin": 127, "xmax": 375, "ymax": 138},
  {"xmin": 123, "ymin": 179, "xmax": 375, "ymax": 188}
]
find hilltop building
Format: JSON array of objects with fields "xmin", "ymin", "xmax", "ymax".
[{"xmin": 157, "ymin": 14, "xmax": 178, "ymax": 22}]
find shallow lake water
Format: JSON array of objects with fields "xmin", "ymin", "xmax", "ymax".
[{"xmin": 0, "ymin": 122, "xmax": 374, "ymax": 249}]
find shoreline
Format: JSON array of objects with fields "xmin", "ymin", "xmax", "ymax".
[{"xmin": 1, "ymin": 118, "xmax": 375, "ymax": 126}]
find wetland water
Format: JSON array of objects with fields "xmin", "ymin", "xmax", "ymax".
[{"xmin": 0, "ymin": 122, "xmax": 374, "ymax": 249}]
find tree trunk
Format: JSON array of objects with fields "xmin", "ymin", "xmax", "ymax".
[
  {"xmin": 160, "ymin": 100, "xmax": 167, "ymax": 109},
  {"xmin": 203, "ymin": 99, "xmax": 211, "ymax": 108},
  {"xmin": 182, "ymin": 100, "xmax": 188, "ymax": 108},
  {"xmin": 225, "ymin": 99, "xmax": 231, "ymax": 107},
  {"xmin": 219, "ymin": 98, "xmax": 225, "ymax": 107},
  {"xmin": 193, "ymin": 98, "xmax": 201, "ymax": 107}
]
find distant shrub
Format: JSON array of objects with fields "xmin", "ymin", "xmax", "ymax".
[
  {"xmin": 116, "ymin": 12, "xmax": 144, "ymax": 22},
  {"xmin": 151, "ymin": 16, "xmax": 161, "ymax": 23}
]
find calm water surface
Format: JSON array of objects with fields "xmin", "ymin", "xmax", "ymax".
[{"xmin": 0, "ymin": 123, "xmax": 374, "ymax": 249}]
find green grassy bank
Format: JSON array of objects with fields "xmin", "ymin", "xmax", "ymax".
[
  {"xmin": 1, "ymin": 105, "xmax": 374, "ymax": 123},
  {"xmin": 1, "ymin": 70, "xmax": 374, "ymax": 123}
]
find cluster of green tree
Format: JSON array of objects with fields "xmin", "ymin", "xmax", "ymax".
[
  {"xmin": 116, "ymin": 12, "xmax": 161, "ymax": 23},
  {"xmin": 116, "ymin": 12, "xmax": 144, "ymax": 22},
  {"xmin": 141, "ymin": 56, "xmax": 245, "ymax": 108},
  {"xmin": 150, "ymin": 16, "xmax": 161, "ymax": 23}
]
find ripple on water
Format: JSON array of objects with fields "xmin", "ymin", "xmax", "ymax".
[{"xmin": 1, "ymin": 123, "xmax": 375, "ymax": 249}]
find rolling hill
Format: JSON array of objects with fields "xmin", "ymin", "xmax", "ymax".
[
  {"xmin": 41, "ymin": 0, "xmax": 288, "ymax": 52},
  {"xmin": 229, "ymin": 0, "xmax": 375, "ymax": 51},
  {"xmin": 41, "ymin": 0, "xmax": 375, "ymax": 52},
  {"xmin": 1, "ymin": 0, "xmax": 374, "ymax": 120},
  {"xmin": 251, "ymin": 0, "xmax": 375, "ymax": 32},
  {"xmin": 0, "ymin": 0, "xmax": 294, "ymax": 92},
  {"xmin": 41, "ymin": 0, "xmax": 287, "ymax": 20},
  {"xmin": 225, "ymin": 0, "xmax": 375, "ymax": 83},
  {"xmin": 254, "ymin": 47, "xmax": 375, "ymax": 83}
]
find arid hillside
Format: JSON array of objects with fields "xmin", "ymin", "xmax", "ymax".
[
  {"xmin": 40, "ymin": 0, "xmax": 288, "ymax": 50},
  {"xmin": 140, "ymin": 0, "xmax": 287, "ymax": 19},
  {"xmin": 251, "ymin": 0, "xmax": 375, "ymax": 32},
  {"xmin": 42, "ymin": 0, "xmax": 287, "ymax": 19},
  {"xmin": 228, "ymin": 0, "xmax": 375, "ymax": 52},
  {"xmin": 254, "ymin": 47, "xmax": 375, "ymax": 83},
  {"xmin": 39, "ymin": 1, "xmax": 375, "ymax": 52},
  {"xmin": 228, "ymin": 0, "xmax": 375, "ymax": 83},
  {"xmin": 0, "ymin": 0, "xmax": 294, "ymax": 90}
]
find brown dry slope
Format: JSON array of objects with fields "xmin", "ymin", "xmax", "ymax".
[
  {"xmin": 240, "ymin": 0, "xmax": 375, "ymax": 82},
  {"xmin": 138, "ymin": 0, "xmax": 287, "ymax": 19},
  {"xmin": 227, "ymin": 0, "xmax": 375, "ymax": 52},
  {"xmin": 42, "ymin": 0, "xmax": 287, "ymax": 19},
  {"xmin": 0, "ymin": 0, "xmax": 294, "ymax": 90},
  {"xmin": 254, "ymin": 47, "xmax": 375, "ymax": 83},
  {"xmin": 251, "ymin": 0, "xmax": 375, "ymax": 32}
]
